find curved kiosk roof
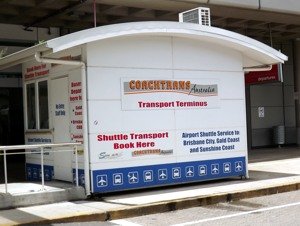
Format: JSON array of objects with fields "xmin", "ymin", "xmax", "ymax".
[{"xmin": 0, "ymin": 21, "xmax": 287, "ymax": 70}]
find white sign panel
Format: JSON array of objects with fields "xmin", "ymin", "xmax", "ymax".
[
  {"xmin": 91, "ymin": 130, "xmax": 175, "ymax": 163},
  {"xmin": 23, "ymin": 62, "xmax": 51, "ymax": 81},
  {"xmin": 25, "ymin": 133, "xmax": 53, "ymax": 160},
  {"xmin": 177, "ymin": 128, "xmax": 246, "ymax": 156},
  {"xmin": 91, "ymin": 76, "xmax": 247, "ymax": 194},
  {"xmin": 69, "ymin": 72, "xmax": 83, "ymax": 143},
  {"xmin": 258, "ymin": 107, "xmax": 265, "ymax": 118},
  {"xmin": 121, "ymin": 78, "xmax": 220, "ymax": 110}
]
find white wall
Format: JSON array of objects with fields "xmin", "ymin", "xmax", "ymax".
[
  {"xmin": 86, "ymin": 35, "xmax": 247, "ymax": 169},
  {"xmin": 85, "ymin": 34, "xmax": 250, "ymax": 193}
]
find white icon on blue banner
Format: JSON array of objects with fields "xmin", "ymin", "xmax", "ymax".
[
  {"xmin": 113, "ymin": 173, "xmax": 123, "ymax": 185},
  {"xmin": 199, "ymin": 165, "xmax": 207, "ymax": 176},
  {"xmin": 185, "ymin": 166, "xmax": 194, "ymax": 177},
  {"xmin": 211, "ymin": 164, "xmax": 219, "ymax": 175},
  {"xmin": 235, "ymin": 161, "xmax": 243, "ymax": 172},
  {"xmin": 27, "ymin": 168, "xmax": 31, "ymax": 178},
  {"xmin": 97, "ymin": 175, "xmax": 108, "ymax": 187},
  {"xmin": 33, "ymin": 169, "xmax": 38, "ymax": 179},
  {"xmin": 143, "ymin": 170, "xmax": 153, "ymax": 182},
  {"xmin": 223, "ymin": 163, "xmax": 231, "ymax": 173},
  {"xmin": 80, "ymin": 174, "xmax": 85, "ymax": 185},
  {"xmin": 128, "ymin": 171, "xmax": 139, "ymax": 184},
  {"xmin": 158, "ymin": 169, "xmax": 167, "ymax": 180},
  {"xmin": 172, "ymin": 167, "xmax": 181, "ymax": 179},
  {"xmin": 45, "ymin": 169, "xmax": 50, "ymax": 180}
]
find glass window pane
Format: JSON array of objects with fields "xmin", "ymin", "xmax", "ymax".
[
  {"xmin": 38, "ymin": 81, "xmax": 49, "ymax": 129},
  {"xmin": 26, "ymin": 83, "xmax": 36, "ymax": 129}
]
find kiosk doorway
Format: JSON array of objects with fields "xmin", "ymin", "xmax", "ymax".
[
  {"xmin": 51, "ymin": 76, "xmax": 72, "ymax": 181},
  {"xmin": 0, "ymin": 86, "xmax": 24, "ymax": 183}
]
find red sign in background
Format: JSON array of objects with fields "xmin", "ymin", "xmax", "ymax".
[{"xmin": 245, "ymin": 64, "xmax": 282, "ymax": 85}]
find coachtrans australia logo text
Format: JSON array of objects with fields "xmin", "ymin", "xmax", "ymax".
[
  {"xmin": 124, "ymin": 80, "xmax": 218, "ymax": 97},
  {"xmin": 123, "ymin": 80, "xmax": 218, "ymax": 109},
  {"xmin": 132, "ymin": 149, "xmax": 173, "ymax": 157}
]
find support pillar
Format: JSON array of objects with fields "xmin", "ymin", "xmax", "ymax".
[{"xmin": 293, "ymin": 39, "xmax": 300, "ymax": 145}]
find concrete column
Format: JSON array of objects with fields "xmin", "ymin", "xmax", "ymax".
[{"xmin": 293, "ymin": 39, "xmax": 300, "ymax": 144}]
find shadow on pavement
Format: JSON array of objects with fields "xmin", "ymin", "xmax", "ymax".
[
  {"xmin": 249, "ymin": 170, "xmax": 298, "ymax": 180},
  {"xmin": 0, "ymin": 208, "xmax": 47, "ymax": 225},
  {"xmin": 248, "ymin": 146, "xmax": 300, "ymax": 163}
]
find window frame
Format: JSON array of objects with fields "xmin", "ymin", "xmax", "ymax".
[
  {"xmin": 38, "ymin": 79, "xmax": 49, "ymax": 130},
  {"xmin": 25, "ymin": 82, "xmax": 37, "ymax": 130},
  {"xmin": 24, "ymin": 78, "xmax": 50, "ymax": 131}
]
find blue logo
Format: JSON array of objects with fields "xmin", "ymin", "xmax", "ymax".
[
  {"xmin": 27, "ymin": 167, "xmax": 31, "ymax": 178},
  {"xmin": 235, "ymin": 161, "xmax": 243, "ymax": 172},
  {"xmin": 33, "ymin": 168, "xmax": 38, "ymax": 179},
  {"xmin": 143, "ymin": 170, "xmax": 153, "ymax": 182},
  {"xmin": 96, "ymin": 175, "xmax": 108, "ymax": 187},
  {"xmin": 80, "ymin": 174, "xmax": 85, "ymax": 185},
  {"xmin": 172, "ymin": 167, "xmax": 181, "ymax": 179},
  {"xmin": 45, "ymin": 169, "xmax": 50, "ymax": 180},
  {"xmin": 199, "ymin": 165, "xmax": 207, "ymax": 176},
  {"xmin": 113, "ymin": 173, "xmax": 123, "ymax": 185},
  {"xmin": 223, "ymin": 162, "xmax": 231, "ymax": 173},
  {"xmin": 211, "ymin": 164, "xmax": 219, "ymax": 175},
  {"xmin": 158, "ymin": 169, "xmax": 168, "ymax": 180},
  {"xmin": 185, "ymin": 166, "xmax": 194, "ymax": 177},
  {"xmin": 128, "ymin": 171, "xmax": 139, "ymax": 184}
]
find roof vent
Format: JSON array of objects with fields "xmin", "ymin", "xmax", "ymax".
[{"xmin": 179, "ymin": 7, "xmax": 211, "ymax": 26}]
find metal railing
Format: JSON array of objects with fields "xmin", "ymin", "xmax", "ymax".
[{"xmin": 0, "ymin": 143, "xmax": 82, "ymax": 194}]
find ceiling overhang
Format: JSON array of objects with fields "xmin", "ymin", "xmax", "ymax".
[
  {"xmin": 0, "ymin": 0, "xmax": 299, "ymax": 42},
  {"xmin": 0, "ymin": 21, "xmax": 287, "ymax": 70}
]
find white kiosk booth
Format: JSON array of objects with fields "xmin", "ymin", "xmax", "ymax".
[{"xmin": 0, "ymin": 22, "xmax": 287, "ymax": 195}]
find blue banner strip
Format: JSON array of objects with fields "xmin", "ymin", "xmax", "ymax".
[
  {"xmin": 92, "ymin": 156, "xmax": 246, "ymax": 193},
  {"xmin": 26, "ymin": 163, "xmax": 54, "ymax": 181}
]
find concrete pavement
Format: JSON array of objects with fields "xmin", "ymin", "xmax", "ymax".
[
  {"xmin": 0, "ymin": 147, "xmax": 299, "ymax": 225},
  {"xmin": 0, "ymin": 182, "xmax": 85, "ymax": 210}
]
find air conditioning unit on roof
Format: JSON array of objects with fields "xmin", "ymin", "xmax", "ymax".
[{"xmin": 179, "ymin": 7, "xmax": 211, "ymax": 26}]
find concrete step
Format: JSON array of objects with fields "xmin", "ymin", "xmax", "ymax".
[{"xmin": 0, "ymin": 181, "xmax": 86, "ymax": 210}]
